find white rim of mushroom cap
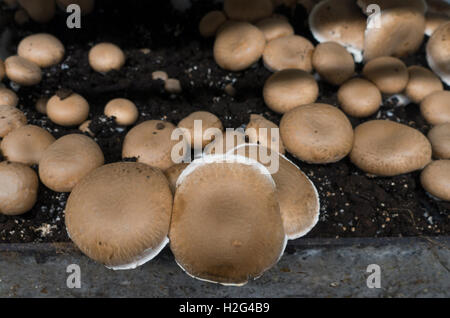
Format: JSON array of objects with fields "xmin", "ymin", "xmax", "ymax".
[{"xmin": 426, "ymin": 21, "xmax": 450, "ymax": 86}]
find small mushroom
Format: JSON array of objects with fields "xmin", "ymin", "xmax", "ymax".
[
  {"xmin": 420, "ymin": 91, "xmax": 450, "ymax": 125},
  {"xmin": 214, "ymin": 21, "xmax": 266, "ymax": 71},
  {"xmin": 245, "ymin": 114, "xmax": 285, "ymax": 154},
  {"xmin": 420, "ymin": 160, "xmax": 450, "ymax": 201},
  {"xmin": 152, "ymin": 71, "xmax": 168, "ymax": 82},
  {"xmin": 169, "ymin": 154, "xmax": 286, "ymax": 286},
  {"xmin": 426, "ymin": 22, "xmax": 450, "ymax": 86},
  {"xmin": 312, "ymin": 42, "xmax": 355, "ymax": 85},
  {"xmin": 255, "ymin": 16, "xmax": 294, "ymax": 42},
  {"xmin": 4, "ymin": 55, "xmax": 42, "ymax": 86},
  {"xmin": 164, "ymin": 163, "xmax": 189, "ymax": 193},
  {"xmin": 0, "ymin": 59, "xmax": 5, "ymax": 81},
  {"xmin": 362, "ymin": 56, "xmax": 409, "ymax": 94},
  {"xmin": 35, "ymin": 97, "xmax": 48, "ymax": 114},
  {"xmin": 223, "ymin": 0, "xmax": 274, "ymax": 22},
  {"xmin": 0, "ymin": 87, "xmax": 19, "ymax": 108},
  {"xmin": 164, "ymin": 78, "xmax": 182, "ymax": 94},
  {"xmin": 104, "ymin": 98, "xmax": 138, "ymax": 126},
  {"xmin": 47, "ymin": 90, "xmax": 90, "ymax": 126},
  {"xmin": 337, "ymin": 78, "xmax": 382, "ymax": 118},
  {"xmin": 178, "ymin": 111, "xmax": 223, "ymax": 149},
  {"xmin": 1, "ymin": 125, "xmax": 55, "ymax": 165},
  {"xmin": 18, "ymin": 0, "xmax": 55, "ymax": 23},
  {"xmin": 263, "ymin": 69, "xmax": 318, "ymax": 114},
  {"xmin": 405, "ymin": 66, "xmax": 443, "ymax": 104},
  {"xmin": 199, "ymin": 10, "xmax": 227, "ymax": 38},
  {"xmin": 0, "ymin": 105, "xmax": 27, "ymax": 138},
  {"xmin": 263, "ymin": 35, "xmax": 315, "ymax": 72},
  {"xmin": 89, "ymin": 42, "xmax": 126, "ymax": 73},
  {"xmin": 65, "ymin": 162, "xmax": 172, "ymax": 269},
  {"xmin": 350, "ymin": 120, "xmax": 432, "ymax": 176},
  {"xmin": 39, "ymin": 134, "xmax": 104, "ymax": 192},
  {"xmin": 18, "ymin": 33, "xmax": 65, "ymax": 68},
  {"xmin": 280, "ymin": 103, "xmax": 354, "ymax": 164},
  {"xmin": 0, "ymin": 161, "xmax": 38, "ymax": 216},
  {"xmin": 428, "ymin": 123, "xmax": 450, "ymax": 160},
  {"xmin": 78, "ymin": 120, "xmax": 94, "ymax": 136}
]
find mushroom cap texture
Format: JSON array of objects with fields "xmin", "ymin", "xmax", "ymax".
[
  {"xmin": 199, "ymin": 10, "xmax": 227, "ymax": 38},
  {"xmin": 177, "ymin": 111, "xmax": 223, "ymax": 149},
  {"xmin": 350, "ymin": 120, "xmax": 432, "ymax": 176},
  {"xmin": 280, "ymin": 103, "xmax": 354, "ymax": 164},
  {"xmin": 362, "ymin": 56, "xmax": 409, "ymax": 94},
  {"xmin": 420, "ymin": 91, "xmax": 450, "ymax": 125},
  {"xmin": 88, "ymin": 42, "xmax": 126, "ymax": 73},
  {"xmin": 214, "ymin": 21, "xmax": 266, "ymax": 71},
  {"xmin": 363, "ymin": 7, "xmax": 426, "ymax": 62},
  {"xmin": 256, "ymin": 16, "xmax": 294, "ymax": 42},
  {"xmin": 39, "ymin": 134, "xmax": 104, "ymax": 192},
  {"xmin": 337, "ymin": 78, "xmax": 382, "ymax": 118},
  {"xmin": 426, "ymin": 22, "xmax": 450, "ymax": 86},
  {"xmin": 428, "ymin": 124, "xmax": 450, "ymax": 160},
  {"xmin": 0, "ymin": 87, "xmax": 19, "ymax": 107},
  {"xmin": 164, "ymin": 163, "xmax": 189, "ymax": 194},
  {"xmin": 245, "ymin": 114, "xmax": 285, "ymax": 154},
  {"xmin": 263, "ymin": 69, "xmax": 318, "ymax": 114},
  {"xmin": 47, "ymin": 93, "xmax": 90, "ymax": 126},
  {"xmin": 420, "ymin": 160, "xmax": 450, "ymax": 201},
  {"xmin": 18, "ymin": 33, "xmax": 65, "ymax": 68},
  {"xmin": 1, "ymin": 125, "xmax": 55, "ymax": 165},
  {"xmin": 122, "ymin": 120, "xmax": 180, "ymax": 170},
  {"xmin": 65, "ymin": 162, "xmax": 173, "ymax": 267},
  {"xmin": 169, "ymin": 155, "xmax": 286, "ymax": 285},
  {"xmin": 224, "ymin": 0, "xmax": 273, "ymax": 22},
  {"xmin": 405, "ymin": 66, "xmax": 443, "ymax": 104},
  {"xmin": 0, "ymin": 161, "xmax": 38, "ymax": 216},
  {"xmin": 104, "ymin": 98, "xmax": 139, "ymax": 126},
  {"xmin": 0, "ymin": 105, "xmax": 27, "ymax": 138},
  {"xmin": 4, "ymin": 55, "xmax": 42, "ymax": 86}
]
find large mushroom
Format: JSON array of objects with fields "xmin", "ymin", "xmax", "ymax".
[{"xmin": 426, "ymin": 21, "xmax": 450, "ymax": 86}]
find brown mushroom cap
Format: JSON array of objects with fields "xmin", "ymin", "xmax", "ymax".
[
  {"xmin": 164, "ymin": 163, "xmax": 189, "ymax": 194},
  {"xmin": 350, "ymin": 120, "xmax": 432, "ymax": 176},
  {"xmin": 78, "ymin": 120, "xmax": 94, "ymax": 136},
  {"xmin": 426, "ymin": 22, "xmax": 450, "ymax": 86},
  {"xmin": 0, "ymin": 87, "xmax": 19, "ymax": 108},
  {"xmin": 1, "ymin": 125, "xmax": 55, "ymax": 165},
  {"xmin": 18, "ymin": 33, "xmax": 65, "ymax": 68},
  {"xmin": 4, "ymin": 55, "xmax": 42, "ymax": 86},
  {"xmin": 164, "ymin": 78, "xmax": 182, "ymax": 94},
  {"xmin": 177, "ymin": 111, "xmax": 223, "ymax": 149},
  {"xmin": 405, "ymin": 66, "xmax": 443, "ymax": 104},
  {"xmin": 152, "ymin": 70, "xmax": 168, "ymax": 82},
  {"xmin": 280, "ymin": 103, "xmax": 354, "ymax": 164},
  {"xmin": 420, "ymin": 91, "xmax": 450, "ymax": 125},
  {"xmin": 56, "ymin": 0, "xmax": 95, "ymax": 15},
  {"xmin": 245, "ymin": 114, "xmax": 285, "ymax": 154},
  {"xmin": 362, "ymin": 56, "xmax": 409, "ymax": 94},
  {"xmin": 255, "ymin": 16, "xmax": 294, "ymax": 42},
  {"xmin": 214, "ymin": 21, "xmax": 266, "ymax": 72},
  {"xmin": 35, "ymin": 97, "xmax": 48, "ymax": 114},
  {"xmin": 0, "ymin": 161, "xmax": 38, "ymax": 216},
  {"xmin": 263, "ymin": 35, "xmax": 314, "ymax": 72},
  {"xmin": 224, "ymin": 0, "xmax": 274, "ymax": 22},
  {"xmin": 420, "ymin": 160, "xmax": 450, "ymax": 201},
  {"xmin": 425, "ymin": 12, "xmax": 449, "ymax": 37},
  {"xmin": 47, "ymin": 91, "xmax": 90, "ymax": 126},
  {"xmin": 338, "ymin": 78, "xmax": 382, "ymax": 118},
  {"xmin": 199, "ymin": 10, "xmax": 227, "ymax": 38},
  {"xmin": 428, "ymin": 123, "xmax": 450, "ymax": 160},
  {"xmin": 18, "ymin": 0, "xmax": 55, "ymax": 23},
  {"xmin": 204, "ymin": 129, "xmax": 247, "ymax": 155},
  {"xmin": 263, "ymin": 69, "xmax": 318, "ymax": 114},
  {"xmin": 0, "ymin": 105, "xmax": 27, "ymax": 138},
  {"xmin": 65, "ymin": 162, "xmax": 172, "ymax": 269},
  {"xmin": 0, "ymin": 59, "xmax": 5, "ymax": 81},
  {"xmin": 88, "ymin": 42, "xmax": 126, "ymax": 73},
  {"xmin": 122, "ymin": 120, "xmax": 181, "ymax": 170},
  {"xmin": 312, "ymin": 42, "xmax": 355, "ymax": 85},
  {"xmin": 169, "ymin": 154, "xmax": 286, "ymax": 285},
  {"xmin": 104, "ymin": 98, "xmax": 138, "ymax": 126},
  {"xmin": 39, "ymin": 134, "xmax": 104, "ymax": 192}
]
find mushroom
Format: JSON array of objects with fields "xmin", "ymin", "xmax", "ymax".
[
  {"xmin": 35, "ymin": 97, "xmax": 49, "ymax": 114},
  {"xmin": 78, "ymin": 120, "xmax": 94, "ymax": 136},
  {"xmin": 122, "ymin": 120, "xmax": 182, "ymax": 170},
  {"xmin": 89, "ymin": 42, "xmax": 126, "ymax": 73},
  {"xmin": 47, "ymin": 90, "xmax": 90, "ymax": 126},
  {"xmin": 428, "ymin": 123, "xmax": 450, "ymax": 160},
  {"xmin": 262, "ymin": 35, "xmax": 315, "ymax": 72},
  {"xmin": 1, "ymin": 125, "xmax": 55, "ymax": 165},
  {"xmin": 104, "ymin": 98, "xmax": 138, "ymax": 126},
  {"xmin": 337, "ymin": 78, "xmax": 382, "ymax": 118},
  {"xmin": 420, "ymin": 160, "xmax": 450, "ymax": 201},
  {"xmin": 199, "ymin": 10, "xmax": 227, "ymax": 38},
  {"xmin": 0, "ymin": 87, "xmax": 19, "ymax": 108},
  {"xmin": 425, "ymin": 12, "xmax": 449, "ymax": 36},
  {"xmin": 56, "ymin": 0, "xmax": 95, "ymax": 15},
  {"xmin": 223, "ymin": 0, "xmax": 274, "ymax": 22},
  {"xmin": 4, "ymin": 56, "xmax": 42, "ymax": 86},
  {"xmin": 164, "ymin": 163, "xmax": 189, "ymax": 194},
  {"xmin": 152, "ymin": 70, "xmax": 168, "ymax": 82},
  {"xmin": 18, "ymin": 0, "xmax": 55, "ymax": 23},
  {"xmin": 39, "ymin": 134, "xmax": 104, "ymax": 192},
  {"xmin": 245, "ymin": 114, "xmax": 285, "ymax": 154},
  {"xmin": 350, "ymin": 120, "xmax": 432, "ymax": 176},
  {"xmin": 280, "ymin": 103, "xmax": 354, "ymax": 164},
  {"xmin": 164, "ymin": 78, "xmax": 182, "ymax": 94},
  {"xmin": 213, "ymin": 21, "xmax": 266, "ymax": 71},
  {"xmin": 420, "ymin": 91, "xmax": 450, "ymax": 125},
  {"xmin": 0, "ymin": 59, "xmax": 5, "ymax": 81},
  {"xmin": 311, "ymin": 41, "xmax": 355, "ymax": 85},
  {"xmin": 309, "ymin": 0, "xmax": 366, "ymax": 63},
  {"xmin": 255, "ymin": 16, "xmax": 294, "ymax": 42},
  {"xmin": 177, "ymin": 111, "xmax": 223, "ymax": 149},
  {"xmin": 0, "ymin": 105, "xmax": 27, "ymax": 138},
  {"xmin": 362, "ymin": 56, "xmax": 409, "ymax": 94},
  {"xmin": 263, "ymin": 69, "xmax": 318, "ymax": 114},
  {"xmin": 65, "ymin": 162, "xmax": 172, "ymax": 269},
  {"xmin": 0, "ymin": 161, "xmax": 38, "ymax": 216},
  {"xmin": 18, "ymin": 33, "xmax": 65, "ymax": 68},
  {"xmin": 405, "ymin": 66, "xmax": 443, "ymax": 104},
  {"xmin": 169, "ymin": 154, "xmax": 286, "ymax": 286},
  {"xmin": 426, "ymin": 22, "xmax": 450, "ymax": 86},
  {"xmin": 204, "ymin": 129, "xmax": 247, "ymax": 155}
]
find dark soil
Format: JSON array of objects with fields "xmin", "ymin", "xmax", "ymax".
[{"xmin": 0, "ymin": 0, "xmax": 448, "ymax": 243}]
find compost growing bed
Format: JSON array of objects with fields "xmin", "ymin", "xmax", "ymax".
[{"xmin": 0, "ymin": 0, "xmax": 448, "ymax": 245}]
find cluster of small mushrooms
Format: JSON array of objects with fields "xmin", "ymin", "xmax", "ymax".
[{"xmin": 0, "ymin": 0, "xmax": 449, "ymax": 286}]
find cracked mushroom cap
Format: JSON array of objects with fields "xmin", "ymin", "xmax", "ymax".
[
  {"xmin": 169, "ymin": 154, "xmax": 286, "ymax": 286},
  {"xmin": 18, "ymin": 33, "xmax": 65, "ymax": 68},
  {"xmin": 362, "ymin": 56, "xmax": 409, "ymax": 94},
  {"xmin": 280, "ymin": 103, "xmax": 354, "ymax": 164},
  {"xmin": 350, "ymin": 120, "xmax": 432, "ymax": 176},
  {"xmin": 426, "ymin": 22, "xmax": 450, "ymax": 86},
  {"xmin": 65, "ymin": 162, "xmax": 173, "ymax": 269},
  {"xmin": 0, "ymin": 105, "xmax": 27, "ymax": 138},
  {"xmin": 420, "ymin": 91, "xmax": 450, "ymax": 125},
  {"xmin": 420, "ymin": 160, "xmax": 450, "ymax": 201},
  {"xmin": 405, "ymin": 66, "xmax": 443, "ymax": 104},
  {"xmin": 428, "ymin": 123, "xmax": 450, "ymax": 160},
  {"xmin": 337, "ymin": 78, "xmax": 382, "ymax": 118},
  {"xmin": 223, "ymin": 0, "xmax": 274, "ymax": 22}
]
